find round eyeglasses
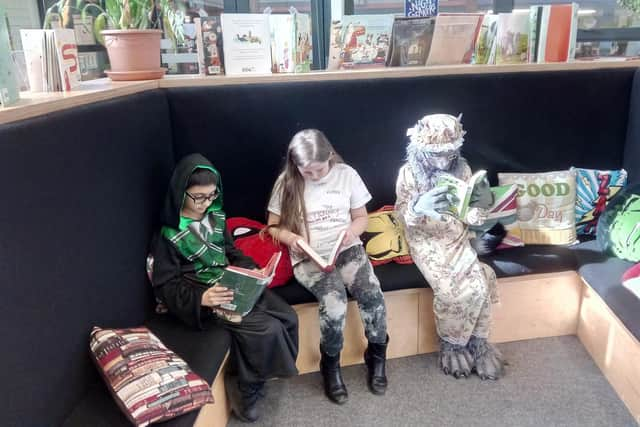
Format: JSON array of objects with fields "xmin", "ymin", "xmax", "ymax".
[{"xmin": 186, "ymin": 190, "xmax": 219, "ymax": 205}]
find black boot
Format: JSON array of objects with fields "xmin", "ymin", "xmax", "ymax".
[
  {"xmin": 364, "ymin": 335, "xmax": 388, "ymax": 395},
  {"xmin": 226, "ymin": 375, "xmax": 264, "ymax": 423},
  {"xmin": 320, "ymin": 350, "xmax": 348, "ymax": 404}
]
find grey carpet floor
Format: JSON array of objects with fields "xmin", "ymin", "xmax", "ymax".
[{"xmin": 227, "ymin": 336, "xmax": 639, "ymax": 427}]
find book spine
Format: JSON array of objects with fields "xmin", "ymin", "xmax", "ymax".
[
  {"xmin": 528, "ymin": 7, "xmax": 538, "ymax": 63},
  {"xmin": 567, "ymin": 3, "xmax": 579, "ymax": 61},
  {"xmin": 194, "ymin": 18, "xmax": 206, "ymax": 75},
  {"xmin": 537, "ymin": 6, "xmax": 550, "ymax": 63}
]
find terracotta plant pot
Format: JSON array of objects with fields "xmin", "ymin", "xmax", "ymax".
[{"xmin": 101, "ymin": 29, "xmax": 166, "ymax": 81}]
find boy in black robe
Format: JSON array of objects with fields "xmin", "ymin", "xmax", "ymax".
[{"xmin": 151, "ymin": 153, "xmax": 299, "ymax": 422}]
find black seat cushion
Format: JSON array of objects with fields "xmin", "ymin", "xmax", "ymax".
[
  {"xmin": 271, "ymin": 281, "xmax": 317, "ymax": 306},
  {"xmin": 145, "ymin": 314, "xmax": 232, "ymax": 383},
  {"xmin": 480, "ymin": 245, "xmax": 578, "ymax": 278},
  {"xmin": 572, "ymin": 240, "xmax": 639, "ymax": 341},
  {"xmin": 63, "ymin": 315, "xmax": 231, "ymax": 427}
]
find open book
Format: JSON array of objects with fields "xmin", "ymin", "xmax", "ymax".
[
  {"xmin": 297, "ymin": 230, "xmax": 347, "ymax": 272},
  {"xmin": 215, "ymin": 251, "xmax": 282, "ymax": 316},
  {"xmin": 436, "ymin": 169, "xmax": 488, "ymax": 220},
  {"xmin": 469, "ymin": 183, "xmax": 519, "ymax": 233}
]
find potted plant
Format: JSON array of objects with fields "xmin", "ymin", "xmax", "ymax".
[
  {"xmin": 43, "ymin": 0, "xmax": 75, "ymax": 29},
  {"xmin": 73, "ymin": 0, "xmax": 185, "ymax": 80}
]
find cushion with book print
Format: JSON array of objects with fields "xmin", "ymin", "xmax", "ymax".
[
  {"xmin": 498, "ymin": 170, "xmax": 578, "ymax": 245},
  {"xmin": 570, "ymin": 167, "xmax": 627, "ymax": 236},
  {"xmin": 226, "ymin": 217, "xmax": 293, "ymax": 287},
  {"xmin": 90, "ymin": 327, "xmax": 213, "ymax": 427},
  {"xmin": 361, "ymin": 206, "xmax": 413, "ymax": 266},
  {"xmin": 468, "ymin": 183, "xmax": 522, "ymax": 250}
]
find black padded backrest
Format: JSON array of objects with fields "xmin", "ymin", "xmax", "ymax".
[
  {"xmin": 166, "ymin": 67, "xmax": 635, "ymax": 219},
  {"xmin": 0, "ymin": 91, "xmax": 175, "ymax": 426},
  {"xmin": 624, "ymin": 68, "xmax": 640, "ymax": 185}
]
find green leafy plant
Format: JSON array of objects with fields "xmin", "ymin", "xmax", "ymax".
[
  {"xmin": 619, "ymin": 0, "xmax": 640, "ymax": 15},
  {"xmin": 43, "ymin": 0, "xmax": 185, "ymax": 48},
  {"xmin": 77, "ymin": 0, "xmax": 184, "ymax": 46},
  {"xmin": 43, "ymin": 0, "xmax": 76, "ymax": 29}
]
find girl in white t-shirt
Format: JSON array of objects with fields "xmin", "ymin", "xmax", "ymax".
[{"xmin": 266, "ymin": 129, "xmax": 388, "ymax": 404}]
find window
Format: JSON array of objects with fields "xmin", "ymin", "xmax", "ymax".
[
  {"xmin": 249, "ymin": 0, "xmax": 312, "ymax": 13},
  {"xmin": 512, "ymin": 0, "xmax": 640, "ymax": 30},
  {"xmin": 4, "ymin": 0, "xmax": 41, "ymax": 50}
]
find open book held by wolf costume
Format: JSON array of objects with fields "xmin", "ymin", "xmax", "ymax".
[{"xmin": 394, "ymin": 114, "xmax": 505, "ymax": 380}]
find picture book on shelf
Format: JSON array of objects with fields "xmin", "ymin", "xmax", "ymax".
[
  {"xmin": 436, "ymin": 169, "xmax": 488, "ymax": 220},
  {"xmin": 473, "ymin": 14, "xmax": 498, "ymax": 64},
  {"xmin": 297, "ymin": 230, "xmax": 347, "ymax": 272},
  {"xmin": 216, "ymin": 251, "xmax": 282, "ymax": 316},
  {"xmin": 389, "ymin": 17, "xmax": 436, "ymax": 67},
  {"xmin": 529, "ymin": 3, "xmax": 578, "ymax": 63},
  {"xmin": 195, "ymin": 16, "xmax": 225, "ymax": 75},
  {"xmin": 327, "ymin": 20, "xmax": 344, "ymax": 70},
  {"xmin": 426, "ymin": 13, "xmax": 483, "ymax": 65},
  {"xmin": 20, "ymin": 28, "xmax": 81, "ymax": 92},
  {"xmin": 495, "ymin": 12, "xmax": 529, "ymax": 64},
  {"xmin": 294, "ymin": 13, "xmax": 313, "ymax": 72},
  {"xmin": 339, "ymin": 14, "xmax": 394, "ymax": 69},
  {"xmin": 220, "ymin": 13, "xmax": 271, "ymax": 75},
  {"xmin": 269, "ymin": 12, "xmax": 312, "ymax": 73}
]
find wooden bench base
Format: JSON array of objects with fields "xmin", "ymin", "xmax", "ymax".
[
  {"xmin": 295, "ymin": 271, "xmax": 583, "ymax": 373},
  {"xmin": 577, "ymin": 280, "xmax": 640, "ymax": 423},
  {"xmin": 194, "ymin": 270, "xmax": 640, "ymax": 426}
]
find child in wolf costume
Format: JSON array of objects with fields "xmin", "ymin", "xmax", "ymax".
[{"xmin": 395, "ymin": 114, "xmax": 505, "ymax": 380}]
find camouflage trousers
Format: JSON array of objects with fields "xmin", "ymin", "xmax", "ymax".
[{"xmin": 294, "ymin": 244, "xmax": 388, "ymax": 357}]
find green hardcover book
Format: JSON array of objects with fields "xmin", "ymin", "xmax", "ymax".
[
  {"xmin": 0, "ymin": 8, "xmax": 20, "ymax": 107},
  {"xmin": 215, "ymin": 251, "xmax": 282, "ymax": 316},
  {"xmin": 436, "ymin": 169, "xmax": 488, "ymax": 220}
]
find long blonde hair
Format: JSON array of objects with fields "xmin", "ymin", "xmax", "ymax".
[{"xmin": 268, "ymin": 129, "xmax": 343, "ymax": 239}]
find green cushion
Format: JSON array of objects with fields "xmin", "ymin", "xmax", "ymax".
[{"xmin": 597, "ymin": 183, "xmax": 640, "ymax": 262}]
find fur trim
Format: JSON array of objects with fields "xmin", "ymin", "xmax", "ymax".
[{"xmin": 406, "ymin": 114, "xmax": 466, "ymax": 153}]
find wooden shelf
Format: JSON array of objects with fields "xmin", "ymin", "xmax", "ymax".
[
  {"xmin": 159, "ymin": 60, "xmax": 640, "ymax": 88},
  {"xmin": 0, "ymin": 79, "xmax": 157, "ymax": 125},
  {"xmin": 1, "ymin": 60, "xmax": 639, "ymax": 125}
]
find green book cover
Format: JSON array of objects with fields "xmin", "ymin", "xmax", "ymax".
[
  {"xmin": 0, "ymin": 8, "xmax": 20, "ymax": 107},
  {"xmin": 215, "ymin": 251, "xmax": 281, "ymax": 316},
  {"xmin": 436, "ymin": 169, "xmax": 488, "ymax": 220}
]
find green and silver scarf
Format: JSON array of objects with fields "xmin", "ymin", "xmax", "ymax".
[{"xmin": 161, "ymin": 165, "xmax": 228, "ymax": 285}]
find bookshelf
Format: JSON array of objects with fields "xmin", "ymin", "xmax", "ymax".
[{"xmin": 1, "ymin": 59, "xmax": 639, "ymax": 125}]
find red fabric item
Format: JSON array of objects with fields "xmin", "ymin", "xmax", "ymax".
[
  {"xmin": 226, "ymin": 217, "xmax": 293, "ymax": 288},
  {"xmin": 622, "ymin": 263, "xmax": 640, "ymax": 283}
]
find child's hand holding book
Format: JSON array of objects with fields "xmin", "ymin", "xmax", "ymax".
[
  {"xmin": 278, "ymin": 229, "xmax": 307, "ymax": 256},
  {"xmin": 201, "ymin": 285, "xmax": 234, "ymax": 308},
  {"xmin": 340, "ymin": 228, "xmax": 358, "ymax": 247},
  {"xmin": 295, "ymin": 230, "xmax": 347, "ymax": 272}
]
